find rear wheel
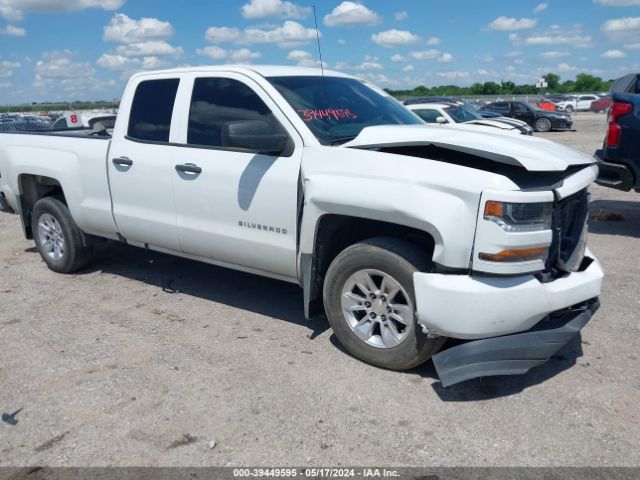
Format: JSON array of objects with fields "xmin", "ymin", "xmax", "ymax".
[
  {"xmin": 535, "ymin": 117, "xmax": 552, "ymax": 132},
  {"xmin": 323, "ymin": 237, "xmax": 445, "ymax": 370},
  {"xmin": 32, "ymin": 197, "xmax": 93, "ymax": 273}
]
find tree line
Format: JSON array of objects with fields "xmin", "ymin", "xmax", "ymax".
[{"xmin": 387, "ymin": 73, "xmax": 614, "ymax": 97}]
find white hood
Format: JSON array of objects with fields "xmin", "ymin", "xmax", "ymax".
[{"xmin": 342, "ymin": 125, "xmax": 595, "ymax": 172}]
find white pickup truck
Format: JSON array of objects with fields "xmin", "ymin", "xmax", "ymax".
[{"xmin": 0, "ymin": 66, "xmax": 603, "ymax": 386}]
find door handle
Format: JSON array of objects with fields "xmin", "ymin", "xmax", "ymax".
[
  {"xmin": 175, "ymin": 163, "xmax": 202, "ymax": 174},
  {"xmin": 112, "ymin": 156, "xmax": 133, "ymax": 167}
]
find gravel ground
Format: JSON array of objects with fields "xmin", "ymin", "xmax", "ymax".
[{"xmin": 0, "ymin": 112, "xmax": 638, "ymax": 467}]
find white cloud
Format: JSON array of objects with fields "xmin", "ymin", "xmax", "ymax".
[
  {"xmin": 205, "ymin": 21, "xmax": 318, "ymax": 48},
  {"xmin": 438, "ymin": 52, "xmax": 454, "ymax": 63},
  {"xmin": 402, "ymin": 64, "xmax": 414, "ymax": 72},
  {"xmin": 477, "ymin": 69, "xmax": 489, "ymax": 75},
  {"xmin": 534, "ymin": 3, "xmax": 548, "ymax": 13},
  {"xmin": 602, "ymin": 16, "xmax": 640, "ymax": 35},
  {"xmin": 285, "ymin": 49, "xmax": 325, "ymax": 67},
  {"xmin": 426, "ymin": 36, "xmax": 441, "ymax": 46},
  {"xmin": 205, "ymin": 27, "xmax": 242, "ymax": 43},
  {"xmin": 115, "ymin": 41, "xmax": 183, "ymax": 57},
  {"xmin": 409, "ymin": 49, "xmax": 441, "ymax": 60},
  {"xmin": 436, "ymin": 71, "xmax": 469, "ymax": 79},
  {"xmin": 197, "ymin": 46, "xmax": 262, "ymax": 63},
  {"xmin": 324, "ymin": 1, "xmax": 380, "ymax": 27},
  {"xmin": 539, "ymin": 50, "xmax": 570, "ymax": 58},
  {"xmin": 0, "ymin": 59, "xmax": 20, "ymax": 77},
  {"xmin": 354, "ymin": 61, "xmax": 383, "ymax": 70},
  {"xmin": 601, "ymin": 49, "xmax": 627, "ymax": 58},
  {"xmin": 390, "ymin": 53, "xmax": 406, "ymax": 62},
  {"xmin": 594, "ymin": 0, "xmax": 640, "ymax": 5},
  {"xmin": 0, "ymin": 0, "xmax": 123, "ymax": 22},
  {"xmin": 0, "ymin": 24, "xmax": 25, "ymax": 36},
  {"xmin": 337, "ymin": 38, "xmax": 347, "ymax": 45},
  {"xmin": 97, "ymin": 53, "xmax": 140, "ymax": 70},
  {"xmin": 394, "ymin": 10, "xmax": 408, "ymax": 21},
  {"xmin": 241, "ymin": 0, "xmax": 310, "ymax": 20},
  {"xmin": 626, "ymin": 42, "xmax": 640, "ymax": 48},
  {"xmin": 487, "ymin": 16, "xmax": 537, "ymax": 31},
  {"xmin": 141, "ymin": 56, "xmax": 169, "ymax": 70},
  {"xmin": 556, "ymin": 62, "xmax": 577, "ymax": 72},
  {"xmin": 103, "ymin": 13, "xmax": 174, "ymax": 44},
  {"xmin": 197, "ymin": 45, "xmax": 228, "ymax": 60},
  {"xmin": 520, "ymin": 26, "xmax": 593, "ymax": 47},
  {"xmin": 371, "ymin": 29, "xmax": 420, "ymax": 48}
]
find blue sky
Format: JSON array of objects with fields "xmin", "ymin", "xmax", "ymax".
[{"xmin": 0, "ymin": 0, "xmax": 639, "ymax": 103}]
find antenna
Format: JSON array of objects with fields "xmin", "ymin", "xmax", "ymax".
[
  {"xmin": 313, "ymin": 5, "xmax": 332, "ymax": 144},
  {"xmin": 313, "ymin": 6, "xmax": 325, "ymax": 78}
]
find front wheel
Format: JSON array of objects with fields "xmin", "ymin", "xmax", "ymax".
[
  {"xmin": 535, "ymin": 117, "xmax": 552, "ymax": 132},
  {"xmin": 32, "ymin": 197, "xmax": 93, "ymax": 273},
  {"xmin": 323, "ymin": 237, "xmax": 445, "ymax": 370},
  {"xmin": 565, "ymin": 105, "xmax": 574, "ymax": 113}
]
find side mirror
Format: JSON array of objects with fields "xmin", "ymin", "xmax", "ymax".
[
  {"xmin": 436, "ymin": 116, "xmax": 448, "ymax": 124},
  {"xmin": 221, "ymin": 120, "xmax": 289, "ymax": 155}
]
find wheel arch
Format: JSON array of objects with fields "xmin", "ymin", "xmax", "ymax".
[
  {"xmin": 300, "ymin": 213, "xmax": 438, "ymax": 320},
  {"xmin": 17, "ymin": 174, "xmax": 66, "ymax": 239}
]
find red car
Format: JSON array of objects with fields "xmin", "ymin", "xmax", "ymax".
[{"xmin": 591, "ymin": 96, "xmax": 612, "ymax": 113}]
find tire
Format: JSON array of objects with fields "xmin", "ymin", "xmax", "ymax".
[
  {"xmin": 323, "ymin": 237, "xmax": 446, "ymax": 370},
  {"xmin": 31, "ymin": 196, "xmax": 93, "ymax": 273},
  {"xmin": 565, "ymin": 105, "xmax": 574, "ymax": 113},
  {"xmin": 535, "ymin": 117, "xmax": 552, "ymax": 132}
]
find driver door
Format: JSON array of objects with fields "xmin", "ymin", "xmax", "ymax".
[{"xmin": 168, "ymin": 73, "xmax": 303, "ymax": 279}]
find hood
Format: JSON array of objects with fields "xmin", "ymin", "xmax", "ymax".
[{"xmin": 342, "ymin": 125, "xmax": 595, "ymax": 172}]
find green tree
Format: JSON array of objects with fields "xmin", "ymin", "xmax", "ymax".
[
  {"xmin": 574, "ymin": 73, "xmax": 604, "ymax": 92},
  {"xmin": 543, "ymin": 73, "xmax": 561, "ymax": 90}
]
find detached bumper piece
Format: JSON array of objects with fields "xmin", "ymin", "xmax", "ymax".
[
  {"xmin": 595, "ymin": 157, "xmax": 635, "ymax": 192},
  {"xmin": 432, "ymin": 299, "xmax": 599, "ymax": 387},
  {"xmin": 0, "ymin": 192, "xmax": 14, "ymax": 214}
]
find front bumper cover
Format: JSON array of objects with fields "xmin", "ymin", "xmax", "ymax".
[
  {"xmin": 413, "ymin": 250, "xmax": 603, "ymax": 339},
  {"xmin": 432, "ymin": 299, "xmax": 599, "ymax": 387}
]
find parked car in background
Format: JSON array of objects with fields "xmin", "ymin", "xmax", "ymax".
[
  {"xmin": 556, "ymin": 94, "xmax": 600, "ymax": 113},
  {"xmin": 0, "ymin": 115, "xmax": 51, "ymax": 132},
  {"xmin": 406, "ymin": 101, "xmax": 533, "ymax": 135},
  {"xmin": 590, "ymin": 96, "xmax": 612, "ymax": 113},
  {"xmin": 480, "ymin": 101, "xmax": 573, "ymax": 132},
  {"xmin": 537, "ymin": 98, "xmax": 557, "ymax": 111},
  {"xmin": 595, "ymin": 73, "xmax": 640, "ymax": 192}
]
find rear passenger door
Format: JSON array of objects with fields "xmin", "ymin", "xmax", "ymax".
[
  {"xmin": 169, "ymin": 72, "xmax": 303, "ymax": 279},
  {"xmin": 108, "ymin": 76, "xmax": 182, "ymax": 251}
]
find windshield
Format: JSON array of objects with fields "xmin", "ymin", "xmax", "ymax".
[
  {"xmin": 444, "ymin": 105, "xmax": 483, "ymax": 123},
  {"xmin": 267, "ymin": 76, "xmax": 423, "ymax": 145}
]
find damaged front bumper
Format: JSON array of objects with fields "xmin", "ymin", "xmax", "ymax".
[{"xmin": 432, "ymin": 299, "xmax": 599, "ymax": 387}]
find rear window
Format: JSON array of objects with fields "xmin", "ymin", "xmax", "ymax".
[{"xmin": 128, "ymin": 78, "xmax": 179, "ymax": 142}]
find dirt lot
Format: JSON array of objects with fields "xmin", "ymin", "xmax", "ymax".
[{"xmin": 0, "ymin": 112, "xmax": 639, "ymax": 467}]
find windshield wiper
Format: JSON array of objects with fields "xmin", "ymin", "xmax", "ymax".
[{"xmin": 330, "ymin": 135, "xmax": 357, "ymax": 146}]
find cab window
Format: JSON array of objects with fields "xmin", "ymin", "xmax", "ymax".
[
  {"xmin": 187, "ymin": 77, "xmax": 286, "ymax": 148},
  {"xmin": 128, "ymin": 78, "xmax": 180, "ymax": 142}
]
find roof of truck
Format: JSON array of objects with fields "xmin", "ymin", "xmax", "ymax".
[{"xmin": 133, "ymin": 64, "xmax": 354, "ymax": 80}]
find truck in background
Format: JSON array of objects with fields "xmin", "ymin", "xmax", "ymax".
[{"xmin": 596, "ymin": 73, "xmax": 640, "ymax": 192}]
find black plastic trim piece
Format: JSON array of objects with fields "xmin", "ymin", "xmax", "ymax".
[
  {"xmin": 432, "ymin": 299, "xmax": 600, "ymax": 387},
  {"xmin": 0, "ymin": 192, "xmax": 14, "ymax": 213},
  {"xmin": 595, "ymin": 157, "xmax": 635, "ymax": 191}
]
